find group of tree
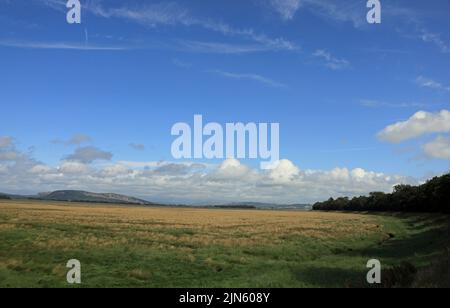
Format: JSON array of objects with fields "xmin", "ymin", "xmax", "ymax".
[{"xmin": 313, "ymin": 173, "xmax": 450, "ymax": 213}]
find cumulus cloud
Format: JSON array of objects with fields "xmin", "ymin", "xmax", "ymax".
[
  {"xmin": 423, "ymin": 136, "xmax": 450, "ymax": 159},
  {"xmin": 0, "ymin": 137, "xmax": 418, "ymax": 204},
  {"xmin": 378, "ymin": 110, "xmax": 450, "ymax": 143},
  {"xmin": 268, "ymin": 159, "xmax": 300, "ymax": 183},
  {"xmin": 65, "ymin": 146, "xmax": 113, "ymax": 164},
  {"xmin": 0, "ymin": 160, "xmax": 415, "ymax": 205},
  {"xmin": 211, "ymin": 159, "xmax": 252, "ymax": 181}
]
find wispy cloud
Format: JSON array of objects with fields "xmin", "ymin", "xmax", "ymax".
[
  {"xmin": 86, "ymin": 1, "xmax": 194, "ymax": 27},
  {"xmin": 301, "ymin": 0, "xmax": 366, "ymax": 28},
  {"xmin": 172, "ymin": 58, "xmax": 192, "ymax": 69},
  {"xmin": 360, "ymin": 99, "xmax": 428, "ymax": 109},
  {"xmin": 45, "ymin": 1, "xmax": 298, "ymax": 53},
  {"xmin": 207, "ymin": 70, "xmax": 287, "ymax": 88},
  {"xmin": 420, "ymin": 29, "xmax": 450, "ymax": 54},
  {"xmin": 268, "ymin": 0, "xmax": 449, "ymax": 56},
  {"xmin": 0, "ymin": 40, "xmax": 127, "ymax": 51},
  {"xmin": 268, "ymin": 0, "xmax": 364, "ymax": 26},
  {"xmin": 312, "ymin": 49, "xmax": 350, "ymax": 70},
  {"xmin": 177, "ymin": 40, "xmax": 272, "ymax": 54},
  {"xmin": 416, "ymin": 76, "xmax": 450, "ymax": 92},
  {"xmin": 388, "ymin": 6, "xmax": 450, "ymax": 54},
  {"xmin": 270, "ymin": 0, "xmax": 302, "ymax": 21}
]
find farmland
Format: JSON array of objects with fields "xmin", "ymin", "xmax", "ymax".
[{"xmin": 0, "ymin": 200, "xmax": 449, "ymax": 288}]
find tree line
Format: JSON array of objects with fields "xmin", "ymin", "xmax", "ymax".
[{"xmin": 313, "ymin": 173, "xmax": 450, "ymax": 213}]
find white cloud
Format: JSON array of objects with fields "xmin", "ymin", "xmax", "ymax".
[
  {"xmin": 177, "ymin": 40, "xmax": 274, "ymax": 54},
  {"xmin": 0, "ymin": 158, "xmax": 415, "ymax": 204},
  {"xmin": 0, "ymin": 137, "xmax": 418, "ymax": 204},
  {"xmin": 58, "ymin": 161, "xmax": 90, "ymax": 174},
  {"xmin": 416, "ymin": 76, "xmax": 450, "ymax": 92},
  {"xmin": 212, "ymin": 159, "xmax": 252, "ymax": 180},
  {"xmin": 270, "ymin": 0, "xmax": 302, "ymax": 20},
  {"xmin": 86, "ymin": 2, "xmax": 194, "ymax": 27},
  {"xmin": 32, "ymin": 1, "xmax": 299, "ymax": 54},
  {"xmin": 301, "ymin": 0, "xmax": 366, "ymax": 28},
  {"xmin": 83, "ymin": 1, "xmax": 298, "ymax": 52},
  {"xmin": 268, "ymin": 0, "xmax": 366, "ymax": 26},
  {"xmin": 116, "ymin": 161, "xmax": 162, "ymax": 169},
  {"xmin": 420, "ymin": 30, "xmax": 450, "ymax": 54},
  {"xmin": 30, "ymin": 164, "xmax": 53, "ymax": 174},
  {"xmin": 100, "ymin": 164, "xmax": 131, "ymax": 177},
  {"xmin": 360, "ymin": 99, "xmax": 427, "ymax": 109},
  {"xmin": 207, "ymin": 70, "xmax": 287, "ymax": 88},
  {"xmin": 312, "ymin": 49, "xmax": 350, "ymax": 70},
  {"xmin": 269, "ymin": 159, "xmax": 300, "ymax": 183},
  {"xmin": 0, "ymin": 40, "xmax": 127, "ymax": 51},
  {"xmin": 378, "ymin": 110, "xmax": 450, "ymax": 143},
  {"xmin": 268, "ymin": 0, "xmax": 418, "ymax": 29},
  {"xmin": 329, "ymin": 167, "xmax": 350, "ymax": 181},
  {"xmin": 351, "ymin": 168, "xmax": 368, "ymax": 180},
  {"xmin": 423, "ymin": 136, "xmax": 450, "ymax": 159}
]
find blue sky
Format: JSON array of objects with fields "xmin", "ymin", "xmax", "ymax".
[{"xmin": 0, "ymin": 0, "xmax": 450, "ymax": 204}]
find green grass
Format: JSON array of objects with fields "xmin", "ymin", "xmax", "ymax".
[{"xmin": 0, "ymin": 201, "xmax": 449, "ymax": 288}]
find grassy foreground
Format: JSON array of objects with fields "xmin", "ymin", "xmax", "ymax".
[{"xmin": 0, "ymin": 200, "xmax": 449, "ymax": 288}]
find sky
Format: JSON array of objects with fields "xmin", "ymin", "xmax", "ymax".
[{"xmin": 1, "ymin": 0, "xmax": 450, "ymax": 204}]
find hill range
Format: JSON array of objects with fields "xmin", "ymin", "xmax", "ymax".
[{"xmin": 0, "ymin": 190, "xmax": 311, "ymax": 209}]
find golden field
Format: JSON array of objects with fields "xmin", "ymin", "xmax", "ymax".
[{"xmin": 0, "ymin": 200, "xmax": 446, "ymax": 287}]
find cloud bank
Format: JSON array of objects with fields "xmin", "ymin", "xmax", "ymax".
[{"xmin": 0, "ymin": 136, "xmax": 416, "ymax": 204}]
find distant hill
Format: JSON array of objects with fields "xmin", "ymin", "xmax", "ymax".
[
  {"xmin": 0, "ymin": 193, "xmax": 11, "ymax": 200},
  {"xmin": 1, "ymin": 190, "xmax": 153, "ymax": 205},
  {"xmin": 1, "ymin": 190, "xmax": 312, "ymax": 210},
  {"xmin": 39, "ymin": 190, "xmax": 153, "ymax": 205}
]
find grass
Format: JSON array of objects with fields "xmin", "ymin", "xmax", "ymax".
[{"xmin": 0, "ymin": 200, "xmax": 449, "ymax": 288}]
